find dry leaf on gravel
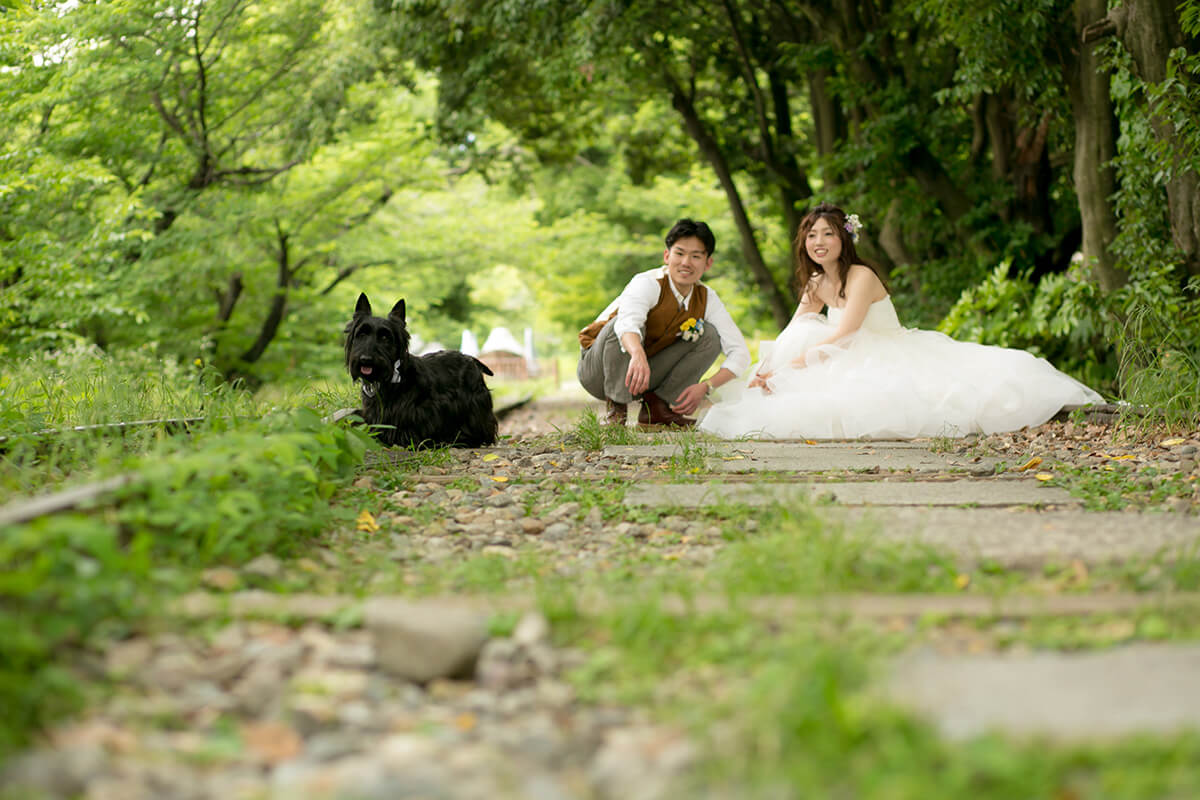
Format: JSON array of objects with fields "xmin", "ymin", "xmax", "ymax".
[
  {"xmin": 356, "ymin": 509, "xmax": 380, "ymax": 533},
  {"xmin": 240, "ymin": 721, "xmax": 302, "ymax": 765}
]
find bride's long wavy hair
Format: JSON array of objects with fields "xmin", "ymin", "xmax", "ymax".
[{"xmin": 793, "ymin": 203, "xmax": 886, "ymax": 302}]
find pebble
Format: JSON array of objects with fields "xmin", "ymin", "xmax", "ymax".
[
  {"xmin": 543, "ymin": 522, "xmax": 572, "ymax": 541},
  {"xmin": 244, "ymin": 553, "xmax": 283, "ymax": 579},
  {"xmin": 365, "ymin": 598, "xmax": 490, "ymax": 683}
]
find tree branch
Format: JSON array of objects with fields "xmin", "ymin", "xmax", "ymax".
[
  {"xmin": 320, "ymin": 260, "xmax": 397, "ymax": 296},
  {"xmin": 214, "ymin": 272, "xmax": 244, "ymax": 325},
  {"xmin": 234, "ymin": 222, "xmax": 291, "ymax": 368},
  {"xmin": 1081, "ymin": 7, "xmax": 1126, "ymax": 44}
]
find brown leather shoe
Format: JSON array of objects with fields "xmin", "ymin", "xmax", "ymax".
[
  {"xmin": 637, "ymin": 390, "xmax": 696, "ymax": 429},
  {"xmin": 604, "ymin": 399, "xmax": 628, "ymax": 426}
]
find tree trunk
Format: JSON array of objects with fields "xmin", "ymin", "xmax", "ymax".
[
  {"xmin": 767, "ymin": 69, "xmax": 813, "ymax": 240},
  {"xmin": 877, "ymin": 197, "xmax": 912, "ymax": 276},
  {"xmin": 1121, "ymin": 0, "xmax": 1200, "ymax": 276},
  {"xmin": 1068, "ymin": 0, "xmax": 1124, "ymax": 291},
  {"xmin": 807, "ymin": 68, "xmax": 846, "ymax": 173},
  {"xmin": 230, "ymin": 226, "xmax": 291, "ymax": 377},
  {"xmin": 906, "ymin": 144, "xmax": 974, "ymax": 224},
  {"xmin": 1085, "ymin": 0, "xmax": 1200, "ymax": 277},
  {"xmin": 664, "ymin": 71, "xmax": 793, "ymax": 326}
]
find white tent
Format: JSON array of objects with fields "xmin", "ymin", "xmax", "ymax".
[
  {"xmin": 480, "ymin": 327, "xmax": 524, "ymax": 356},
  {"xmin": 460, "ymin": 330, "xmax": 480, "ymax": 357}
]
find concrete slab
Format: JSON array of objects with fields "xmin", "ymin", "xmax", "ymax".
[
  {"xmin": 177, "ymin": 590, "xmax": 1200, "ymax": 622},
  {"xmin": 605, "ymin": 441, "xmax": 933, "ymax": 457},
  {"xmin": 831, "ymin": 507, "xmax": 1200, "ymax": 565},
  {"xmin": 603, "ymin": 442, "xmax": 997, "ymax": 474},
  {"xmin": 885, "ymin": 644, "xmax": 1200, "ymax": 741},
  {"xmin": 622, "ymin": 480, "xmax": 1075, "ymax": 508}
]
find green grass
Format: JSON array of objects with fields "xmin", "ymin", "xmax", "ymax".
[
  {"xmin": 1050, "ymin": 462, "xmax": 1197, "ymax": 511},
  {"xmin": 559, "ymin": 408, "xmax": 640, "ymax": 449},
  {"xmin": 0, "ymin": 351, "xmax": 375, "ymax": 758},
  {"xmin": 1116, "ymin": 298, "xmax": 1200, "ymax": 430},
  {"xmin": 543, "ymin": 582, "xmax": 1200, "ymax": 798}
]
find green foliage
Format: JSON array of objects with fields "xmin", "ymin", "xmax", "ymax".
[
  {"xmin": 0, "ymin": 0, "xmax": 449, "ymax": 379},
  {"xmin": 940, "ymin": 256, "xmax": 1200, "ymax": 419},
  {"xmin": 0, "ymin": 410, "xmax": 372, "ymax": 757},
  {"xmin": 1114, "ymin": 273, "xmax": 1200, "ymax": 425},
  {"xmin": 939, "ymin": 261, "xmax": 1116, "ymax": 393}
]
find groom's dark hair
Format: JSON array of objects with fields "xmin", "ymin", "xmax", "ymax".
[{"xmin": 665, "ymin": 218, "xmax": 716, "ymax": 256}]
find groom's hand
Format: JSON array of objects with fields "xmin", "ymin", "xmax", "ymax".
[
  {"xmin": 625, "ymin": 351, "xmax": 650, "ymax": 396},
  {"xmin": 671, "ymin": 383, "xmax": 708, "ymax": 415}
]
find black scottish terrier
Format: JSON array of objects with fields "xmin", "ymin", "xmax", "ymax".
[{"xmin": 344, "ymin": 293, "xmax": 498, "ymax": 448}]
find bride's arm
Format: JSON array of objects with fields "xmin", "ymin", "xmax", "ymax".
[
  {"xmin": 750, "ymin": 283, "xmax": 825, "ymax": 391},
  {"xmin": 790, "ymin": 266, "xmax": 883, "ymax": 367},
  {"xmin": 794, "ymin": 283, "xmax": 824, "ymax": 317}
]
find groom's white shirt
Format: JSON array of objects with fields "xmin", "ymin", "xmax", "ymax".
[{"xmin": 595, "ymin": 266, "xmax": 751, "ymax": 376}]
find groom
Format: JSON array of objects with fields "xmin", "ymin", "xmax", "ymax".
[{"xmin": 577, "ymin": 218, "xmax": 750, "ymax": 427}]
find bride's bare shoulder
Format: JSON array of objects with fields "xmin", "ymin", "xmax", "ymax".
[{"xmin": 847, "ymin": 264, "xmax": 887, "ymax": 295}]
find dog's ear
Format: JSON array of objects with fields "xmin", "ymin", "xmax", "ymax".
[
  {"xmin": 355, "ymin": 293, "xmax": 372, "ymax": 317},
  {"xmin": 389, "ymin": 299, "xmax": 406, "ymax": 325}
]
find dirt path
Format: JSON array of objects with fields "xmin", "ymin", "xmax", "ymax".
[{"xmin": 5, "ymin": 394, "xmax": 1199, "ymax": 799}]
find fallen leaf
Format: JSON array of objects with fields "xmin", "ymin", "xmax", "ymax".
[
  {"xmin": 1016, "ymin": 456, "xmax": 1043, "ymax": 471},
  {"xmin": 490, "ymin": 475, "xmax": 509, "ymax": 483},
  {"xmin": 454, "ymin": 712, "xmax": 477, "ymax": 732},
  {"xmin": 202, "ymin": 567, "xmax": 239, "ymax": 591},
  {"xmin": 954, "ymin": 573, "xmax": 971, "ymax": 590},
  {"xmin": 240, "ymin": 721, "xmax": 302, "ymax": 765},
  {"xmin": 722, "ymin": 455, "xmax": 745, "ymax": 461},
  {"xmin": 1035, "ymin": 472, "xmax": 1054, "ymax": 481},
  {"xmin": 1162, "ymin": 438, "xmax": 1187, "ymax": 447},
  {"xmin": 356, "ymin": 509, "xmax": 379, "ymax": 533},
  {"xmin": 804, "ymin": 439, "xmax": 818, "ymax": 445},
  {"xmin": 482, "ymin": 453, "xmax": 499, "ymax": 462}
]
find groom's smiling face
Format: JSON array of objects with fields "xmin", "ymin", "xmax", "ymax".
[{"xmin": 663, "ymin": 235, "xmax": 713, "ymax": 289}]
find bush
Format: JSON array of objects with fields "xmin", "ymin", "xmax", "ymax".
[
  {"xmin": 938, "ymin": 261, "xmax": 1117, "ymax": 395},
  {"xmin": 0, "ymin": 410, "xmax": 373, "ymax": 759}
]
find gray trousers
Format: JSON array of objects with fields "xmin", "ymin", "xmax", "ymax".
[{"xmin": 577, "ymin": 316, "xmax": 722, "ymax": 405}]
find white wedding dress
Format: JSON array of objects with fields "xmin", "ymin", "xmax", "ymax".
[{"xmin": 699, "ymin": 297, "xmax": 1103, "ymax": 440}]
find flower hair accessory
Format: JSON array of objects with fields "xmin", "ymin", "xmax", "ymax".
[
  {"xmin": 679, "ymin": 317, "xmax": 705, "ymax": 342},
  {"xmin": 844, "ymin": 213, "xmax": 863, "ymax": 243}
]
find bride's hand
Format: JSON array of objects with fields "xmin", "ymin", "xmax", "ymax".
[
  {"xmin": 791, "ymin": 347, "xmax": 823, "ymax": 369},
  {"xmin": 748, "ymin": 371, "xmax": 773, "ymax": 395}
]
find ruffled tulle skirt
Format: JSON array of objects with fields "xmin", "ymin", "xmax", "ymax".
[{"xmin": 699, "ymin": 308, "xmax": 1103, "ymax": 440}]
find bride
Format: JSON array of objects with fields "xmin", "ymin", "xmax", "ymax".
[{"xmin": 699, "ymin": 203, "xmax": 1103, "ymax": 440}]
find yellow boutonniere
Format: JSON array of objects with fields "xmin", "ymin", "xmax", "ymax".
[{"xmin": 679, "ymin": 317, "xmax": 704, "ymax": 341}]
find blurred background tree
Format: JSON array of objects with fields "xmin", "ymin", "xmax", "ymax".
[{"xmin": 1, "ymin": 0, "xmax": 1197, "ymax": 407}]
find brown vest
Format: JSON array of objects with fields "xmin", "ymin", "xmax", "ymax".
[{"xmin": 579, "ymin": 276, "xmax": 708, "ymax": 356}]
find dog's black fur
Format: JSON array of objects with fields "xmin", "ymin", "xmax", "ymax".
[{"xmin": 344, "ymin": 293, "xmax": 498, "ymax": 448}]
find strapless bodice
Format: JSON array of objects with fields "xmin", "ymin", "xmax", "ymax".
[{"xmin": 827, "ymin": 296, "xmax": 902, "ymax": 333}]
